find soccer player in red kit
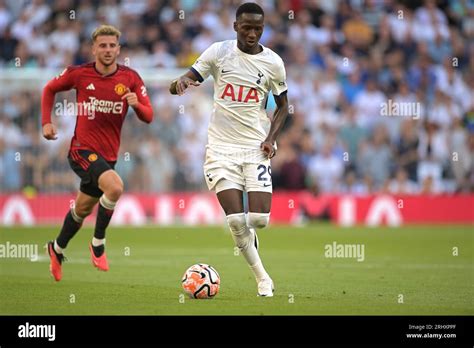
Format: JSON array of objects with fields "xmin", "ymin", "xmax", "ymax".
[{"xmin": 41, "ymin": 25, "xmax": 153, "ymax": 281}]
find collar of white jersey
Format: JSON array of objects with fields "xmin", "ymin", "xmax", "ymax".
[{"xmin": 234, "ymin": 40, "xmax": 266, "ymax": 57}]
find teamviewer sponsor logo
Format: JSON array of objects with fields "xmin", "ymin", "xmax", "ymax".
[
  {"xmin": 55, "ymin": 97, "xmax": 123, "ymax": 119},
  {"xmin": 0, "ymin": 242, "xmax": 38, "ymax": 261},
  {"xmin": 324, "ymin": 242, "xmax": 365, "ymax": 262},
  {"xmin": 18, "ymin": 322, "xmax": 56, "ymax": 341},
  {"xmin": 86, "ymin": 96, "xmax": 124, "ymax": 114}
]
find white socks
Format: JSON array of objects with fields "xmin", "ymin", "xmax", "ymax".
[
  {"xmin": 70, "ymin": 207, "xmax": 85, "ymax": 223},
  {"xmin": 99, "ymin": 194, "xmax": 116, "ymax": 210},
  {"xmin": 92, "ymin": 237, "xmax": 105, "ymax": 247},
  {"xmin": 54, "ymin": 240, "xmax": 63, "ymax": 254},
  {"xmin": 250, "ymin": 260, "xmax": 269, "ymax": 281}
]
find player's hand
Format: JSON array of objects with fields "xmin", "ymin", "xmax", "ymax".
[
  {"xmin": 261, "ymin": 141, "xmax": 276, "ymax": 159},
  {"xmin": 42, "ymin": 123, "xmax": 58, "ymax": 140},
  {"xmin": 121, "ymin": 88, "xmax": 138, "ymax": 107},
  {"xmin": 175, "ymin": 77, "xmax": 200, "ymax": 95}
]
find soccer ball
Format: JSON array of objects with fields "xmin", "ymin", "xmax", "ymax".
[{"xmin": 181, "ymin": 263, "xmax": 220, "ymax": 299}]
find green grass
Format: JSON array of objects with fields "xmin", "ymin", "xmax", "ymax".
[{"xmin": 0, "ymin": 224, "xmax": 472, "ymax": 315}]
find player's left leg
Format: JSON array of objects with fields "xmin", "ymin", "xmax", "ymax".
[
  {"xmin": 89, "ymin": 169, "xmax": 123, "ymax": 271},
  {"xmin": 247, "ymin": 191, "xmax": 274, "ymax": 296},
  {"xmin": 242, "ymin": 156, "xmax": 274, "ymax": 296}
]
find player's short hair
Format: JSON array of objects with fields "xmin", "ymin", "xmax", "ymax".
[
  {"xmin": 236, "ymin": 2, "xmax": 264, "ymax": 19},
  {"xmin": 91, "ymin": 25, "xmax": 121, "ymax": 42}
]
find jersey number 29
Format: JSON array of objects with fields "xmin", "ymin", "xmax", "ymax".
[{"xmin": 257, "ymin": 164, "xmax": 272, "ymax": 182}]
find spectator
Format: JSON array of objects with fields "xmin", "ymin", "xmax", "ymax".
[
  {"xmin": 388, "ymin": 167, "xmax": 419, "ymax": 194},
  {"xmin": 0, "ymin": 1, "xmax": 472, "ymax": 195},
  {"xmin": 10, "ymin": 12, "xmax": 32, "ymax": 41},
  {"xmin": 414, "ymin": 0, "xmax": 450, "ymax": 43},
  {"xmin": 339, "ymin": 105, "xmax": 367, "ymax": 169},
  {"xmin": 427, "ymin": 89, "xmax": 462, "ymax": 130},
  {"xmin": 357, "ymin": 125, "xmax": 393, "ymax": 189},
  {"xmin": 23, "ymin": 0, "xmax": 51, "ymax": 28},
  {"xmin": 0, "ymin": 0, "xmax": 11, "ymax": 35},
  {"xmin": 276, "ymin": 146, "xmax": 306, "ymax": 190},
  {"xmin": 307, "ymin": 142, "xmax": 344, "ymax": 193},
  {"xmin": 353, "ymin": 78, "xmax": 386, "ymax": 130},
  {"xmin": 0, "ymin": 138, "xmax": 21, "ymax": 191},
  {"xmin": 450, "ymin": 118, "xmax": 471, "ymax": 191},
  {"xmin": 140, "ymin": 137, "xmax": 176, "ymax": 192},
  {"xmin": 395, "ymin": 119, "xmax": 419, "ymax": 182},
  {"xmin": 42, "ymin": 140, "xmax": 76, "ymax": 192},
  {"xmin": 341, "ymin": 68, "xmax": 364, "ymax": 104},
  {"xmin": 340, "ymin": 170, "xmax": 369, "ymax": 195},
  {"xmin": 48, "ymin": 15, "xmax": 79, "ymax": 55},
  {"xmin": 342, "ymin": 10, "xmax": 374, "ymax": 51}
]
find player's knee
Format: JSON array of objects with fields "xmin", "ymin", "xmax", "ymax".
[
  {"xmin": 226, "ymin": 213, "xmax": 254, "ymax": 251},
  {"xmin": 75, "ymin": 207, "xmax": 91, "ymax": 218},
  {"xmin": 69, "ymin": 206, "xmax": 88, "ymax": 223},
  {"xmin": 99, "ymin": 171, "xmax": 123, "ymax": 201},
  {"xmin": 248, "ymin": 212, "xmax": 270, "ymax": 229},
  {"xmin": 226, "ymin": 213, "xmax": 246, "ymax": 235},
  {"xmin": 105, "ymin": 183, "xmax": 123, "ymax": 201},
  {"xmin": 73, "ymin": 202, "xmax": 94, "ymax": 218}
]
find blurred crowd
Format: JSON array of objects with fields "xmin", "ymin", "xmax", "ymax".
[{"xmin": 0, "ymin": 0, "xmax": 473, "ymax": 195}]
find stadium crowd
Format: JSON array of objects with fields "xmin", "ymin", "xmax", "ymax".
[{"xmin": 0, "ymin": 0, "xmax": 473, "ymax": 194}]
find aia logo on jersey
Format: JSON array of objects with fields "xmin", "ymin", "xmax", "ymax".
[
  {"xmin": 220, "ymin": 84, "xmax": 259, "ymax": 103},
  {"xmin": 114, "ymin": 83, "xmax": 127, "ymax": 96}
]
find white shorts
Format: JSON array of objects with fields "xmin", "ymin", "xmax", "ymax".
[{"xmin": 203, "ymin": 145, "xmax": 272, "ymax": 193}]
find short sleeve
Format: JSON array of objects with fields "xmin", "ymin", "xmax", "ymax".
[
  {"xmin": 270, "ymin": 58, "xmax": 287, "ymax": 96},
  {"xmin": 191, "ymin": 43, "xmax": 219, "ymax": 82}
]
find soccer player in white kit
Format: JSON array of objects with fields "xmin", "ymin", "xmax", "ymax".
[{"xmin": 170, "ymin": 2, "xmax": 289, "ymax": 297}]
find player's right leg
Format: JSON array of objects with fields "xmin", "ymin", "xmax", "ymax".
[{"xmin": 48, "ymin": 191, "xmax": 98, "ymax": 281}]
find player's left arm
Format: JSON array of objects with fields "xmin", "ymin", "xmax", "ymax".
[
  {"xmin": 261, "ymin": 92, "xmax": 289, "ymax": 159},
  {"xmin": 121, "ymin": 74, "xmax": 154, "ymax": 124},
  {"xmin": 261, "ymin": 59, "xmax": 289, "ymax": 159}
]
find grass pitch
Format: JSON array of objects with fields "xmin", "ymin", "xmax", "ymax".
[{"xmin": 0, "ymin": 224, "xmax": 472, "ymax": 315}]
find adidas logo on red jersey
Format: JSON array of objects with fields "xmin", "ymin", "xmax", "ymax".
[{"xmin": 86, "ymin": 83, "xmax": 96, "ymax": 90}]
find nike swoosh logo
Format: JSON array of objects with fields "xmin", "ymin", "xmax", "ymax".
[
  {"xmin": 221, "ymin": 69, "xmax": 232, "ymax": 74},
  {"xmin": 263, "ymin": 183, "xmax": 271, "ymax": 187}
]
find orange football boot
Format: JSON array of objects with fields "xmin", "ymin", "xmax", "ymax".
[
  {"xmin": 48, "ymin": 241, "xmax": 65, "ymax": 281},
  {"xmin": 89, "ymin": 243, "xmax": 109, "ymax": 271}
]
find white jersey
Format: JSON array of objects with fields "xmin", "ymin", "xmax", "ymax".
[{"xmin": 191, "ymin": 40, "xmax": 287, "ymax": 149}]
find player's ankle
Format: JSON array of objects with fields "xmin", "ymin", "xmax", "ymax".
[
  {"xmin": 53, "ymin": 240, "xmax": 63, "ymax": 255},
  {"xmin": 91, "ymin": 244, "xmax": 105, "ymax": 257}
]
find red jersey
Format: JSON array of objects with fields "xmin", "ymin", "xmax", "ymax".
[{"xmin": 42, "ymin": 62, "xmax": 153, "ymax": 161}]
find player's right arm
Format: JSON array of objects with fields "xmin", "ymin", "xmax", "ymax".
[
  {"xmin": 169, "ymin": 70, "xmax": 200, "ymax": 95},
  {"xmin": 169, "ymin": 42, "xmax": 219, "ymax": 96},
  {"xmin": 41, "ymin": 67, "xmax": 77, "ymax": 140}
]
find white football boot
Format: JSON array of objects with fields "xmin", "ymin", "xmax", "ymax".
[{"xmin": 257, "ymin": 278, "xmax": 274, "ymax": 297}]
